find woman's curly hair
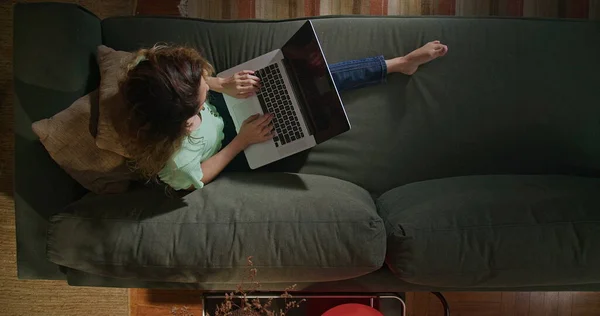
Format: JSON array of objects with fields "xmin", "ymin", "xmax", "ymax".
[{"xmin": 117, "ymin": 45, "xmax": 214, "ymax": 179}]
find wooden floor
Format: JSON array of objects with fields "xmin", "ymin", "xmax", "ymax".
[
  {"xmin": 130, "ymin": 289, "xmax": 203, "ymax": 316},
  {"xmin": 406, "ymin": 292, "xmax": 600, "ymax": 316},
  {"xmin": 130, "ymin": 290, "xmax": 600, "ymax": 316}
]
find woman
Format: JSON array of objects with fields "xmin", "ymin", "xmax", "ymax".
[{"xmin": 119, "ymin": 41, "xmax": 448, "ymax": 190}]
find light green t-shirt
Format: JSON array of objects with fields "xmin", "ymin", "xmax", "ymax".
[{"xmin": 158, "ymin": 102, "xmax": 225, "ymax": 190}]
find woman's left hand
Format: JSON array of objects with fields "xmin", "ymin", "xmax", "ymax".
[{"xmin": 220, "ymin": 70, "xmax": 261, "ymax": 99}]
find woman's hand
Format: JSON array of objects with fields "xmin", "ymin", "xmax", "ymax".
[
  {"xmin": 235, "ymin": 113, "xmax": 275, "ymax": 147},
  {"xmin": 219, "ymin": 70, "xmax": 261, "ymax": 99},
  {"xmin": 198, "ymin": 113, "xmax": 273, "ymax": 186}
]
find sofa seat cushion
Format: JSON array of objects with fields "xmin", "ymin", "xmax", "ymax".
[
  {"xmin": 47, "ymin": 173, "xmax": 385, "ymax": 283},
  {"xmin": 378, "ymin": 175, "xmax": 600, "ymax": 288}
]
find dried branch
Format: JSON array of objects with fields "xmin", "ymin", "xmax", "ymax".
[{"xmin": 185, "ymin": 256, "xmax": 304, "ymax": 316}]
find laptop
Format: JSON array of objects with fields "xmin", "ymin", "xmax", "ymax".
[{"xmin": 217, "ymin": 20, "xmax": 350, "ymax": 169}]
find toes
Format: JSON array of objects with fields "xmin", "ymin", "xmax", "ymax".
[
  {"xmin": 440, "ymin": 45, "xmax": 448, "ymax": 56},
  {"xmin": 433, "ymin": 45, "xmax": 448, "ymax": 57}
]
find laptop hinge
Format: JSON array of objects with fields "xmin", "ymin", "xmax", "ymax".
[{"xmin": 282, "ymin": 58, "xmax": 317, "ymax": 136}]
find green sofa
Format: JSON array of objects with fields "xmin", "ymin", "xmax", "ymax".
[{"xmin": 14, "ymin": 2, "xmax": 600, "ymax": 291}]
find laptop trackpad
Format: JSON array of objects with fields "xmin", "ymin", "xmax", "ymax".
[
  {"xmin": 278, "ymin": 139, "xmax": 309, "ymax": 156},
  {"xmin": 233, "ymin": 99, "xmax": 262, "ymax": 129}
]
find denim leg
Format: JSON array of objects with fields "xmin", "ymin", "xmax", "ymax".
[{"xmin": 329, "ymin": 55, "xmax": 388, "ymax": 92}]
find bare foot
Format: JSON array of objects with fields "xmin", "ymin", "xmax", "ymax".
[{"xmin": 387, "ymin": 41, "xmax": 448, "ymax": 75}]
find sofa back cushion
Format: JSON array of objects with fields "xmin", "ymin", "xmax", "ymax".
[
  {"xmin": 378, "ymin": 175, "xmax": 600, "ymax": 288},
  {"xmin": 101, "ymin": 17, "xmax": 600, "ymax": 195},
  {"xmin": 47, "ymin": 173, "xmax": 385, "ymax": 283}
]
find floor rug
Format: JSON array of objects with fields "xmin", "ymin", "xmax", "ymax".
[{"xmin": 178, "ymin": 0, "xmax": 600, "ymax": 20}]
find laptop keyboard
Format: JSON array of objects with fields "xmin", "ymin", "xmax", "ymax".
[{"xmin": 255, "ymin": 64, "xmax": 304, "ymax": 147}]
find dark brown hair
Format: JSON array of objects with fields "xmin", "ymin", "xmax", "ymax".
[{"xmin": 118, "ymin": 45, "xmax": 214, "ymax": 179}]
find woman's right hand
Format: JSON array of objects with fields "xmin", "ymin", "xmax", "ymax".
[{"xmin": 236, "ymin": 113, "xmax": 275, "ymax": 147}]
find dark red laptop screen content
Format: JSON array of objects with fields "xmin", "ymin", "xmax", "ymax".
[{"xmin": 281, "ymin": 21, "xmax": 350, "ymax": 143}]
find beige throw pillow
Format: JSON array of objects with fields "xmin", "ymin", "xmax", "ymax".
[
  {"xmin": 95, "ymin": 45, "xmax": 134, "ymax": 157},
  {"xmin": 32, "ymin": 90, "xmax": 133, "ymax": 194}
]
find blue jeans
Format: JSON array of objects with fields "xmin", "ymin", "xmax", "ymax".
[{"xmin": 329, "ymin": 55, "xmax": 387, "ymax": 92}]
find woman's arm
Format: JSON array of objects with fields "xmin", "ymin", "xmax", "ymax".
[
  {"xmin": 198, "ymin": 137, "xmax": 245, "ymax": 185},
  {"xmin": 195, "ymin": 113, "xmax": 274, "ymax": 188},
  {"xmin": 204, "ymin": 76, "xmax": 225, "ymax": 93},
  {"xmin": 204, "ymin": 71, "xmax": 261, "ymax": 98}
]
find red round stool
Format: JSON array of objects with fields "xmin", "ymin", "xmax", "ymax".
[{"xmin": 322, "ymin": 303, "xmax": 384, "ymax": 316}]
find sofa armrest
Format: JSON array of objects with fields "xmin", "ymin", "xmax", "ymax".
[
  {"xmin": 47, "ymin": 173, "xmax": 386, "ymax": 284},
  {"xmin": 13, "ymin": 3, "xmax": 102, "ymax": 279}
]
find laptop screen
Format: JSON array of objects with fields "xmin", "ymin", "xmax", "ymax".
[{"xmin": 281, "ymin": 21, "xmax": 350, "ymax": 144}]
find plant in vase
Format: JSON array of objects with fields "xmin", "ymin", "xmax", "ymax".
[{"xmin": 172, "ymin": 257, "xmax": 305, "ymax": 316}]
